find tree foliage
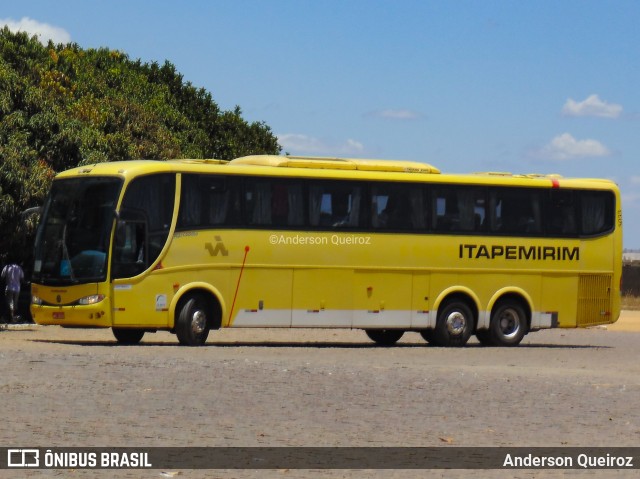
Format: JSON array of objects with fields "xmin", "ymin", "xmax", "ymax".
[{"xmin": 0, "ymin": 28, "xmax": 281, "ymax": 266}]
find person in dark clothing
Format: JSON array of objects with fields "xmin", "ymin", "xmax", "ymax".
[{"xmin": 2, "ymin": 263, "xmax": 24, "ymax": 323}]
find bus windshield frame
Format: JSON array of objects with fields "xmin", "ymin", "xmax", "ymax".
[{"xmin": 32, "ymin": 176, "xmax": 123, "ymax": 286}]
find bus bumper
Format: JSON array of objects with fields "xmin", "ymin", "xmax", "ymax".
[{"xmin": 31, "ymin": 299, "xmax": 112, "ymax": 328}]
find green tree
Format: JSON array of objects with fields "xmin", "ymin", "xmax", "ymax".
[{"xmin": 0, "ymin": 27, "xmax": 281, "ymax": 267}]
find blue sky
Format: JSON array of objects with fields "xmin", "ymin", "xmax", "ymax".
[{"xmin": 3, "ymin": 1, "xmax": 640, "ymax": 247}]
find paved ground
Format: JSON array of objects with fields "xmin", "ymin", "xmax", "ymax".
[{"xmin": 1, "ymin": 312, "xmax": 640, "ymax": 478}]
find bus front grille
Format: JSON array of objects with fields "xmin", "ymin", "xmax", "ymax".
[{"xmin": 577, "ymin": 274, "xmax": 612, "ymax": 326}]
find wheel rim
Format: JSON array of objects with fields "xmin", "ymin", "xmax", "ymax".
[
  {"xmin": 498, "ymin": 308, "xmax": 521, "ymax": 339},
  {"xmin": 445, "ymin": 311, "xmax": 466, "ymax": 335},
  {"xmin": 191, "ymin": 310, "xmax": 207, "ymax": 335}
]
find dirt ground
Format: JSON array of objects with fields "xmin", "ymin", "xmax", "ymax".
[
  {"xmin": 600, "ymin": 309, "xmax": 640, "ymax": 332},
  {"xmin": 1, "ymin": 312, "xmax": 640, "ymax": 478}
]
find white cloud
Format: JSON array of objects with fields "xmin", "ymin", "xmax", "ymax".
[
  {"xmin": 343, "ymin": 138, "xmax": 365, "ymax": 153},
  {"xmin": 366, "ymin": 109, "xmax": 423, "ymax": 120},
  {"xmin": 1, "ymin": 17, "xmax": 71, "ymax": 44},
  {"xmin": 561, "ymin": 94, "xmax": 622, "ymax": 119},
  {"xmin": 622, "ymin": 192, "xmax": 640, "ymax": 208},
  {"xmin": 534, "ymin": 133, "xmax": 611, "ymax": 161},
  {"xmin": 630, "ymin": 176, "xmax": 640, "ymax": 185},
  {"xmin": 278, "ymin": 133, "xmax": 365, "ymax": 156}
]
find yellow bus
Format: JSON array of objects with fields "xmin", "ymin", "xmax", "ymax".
[{"xmin": 30, "ymin": 155, "xmax": 622, "ymax": 347}]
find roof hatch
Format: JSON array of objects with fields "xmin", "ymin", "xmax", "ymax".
[{"xmin": 229, "ymin": 155, "xmax": 440, "ymax": 174}]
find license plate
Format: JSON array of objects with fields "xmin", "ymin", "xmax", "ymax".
[{"xmin": 53, "ymin": 312, "xmax": 65, "ymax": 320}]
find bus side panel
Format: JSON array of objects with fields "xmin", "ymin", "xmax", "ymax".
[
  {"xmin": 291, "ymin": 269, "xmax": 352, "ymax": 327},
  {"xmin": 230, "ymin": 268, "xmax": 292, "ymax": 327},
  {"xmin": 541, "ymin": 275, "xmax": 578, "ymax": 327},
  {"xmin": 112, "ymin": 273, "xmax": 175, "ymax": 328},
  {"xmin": 353, "ymin": 271, "xmax": 412, "ymax": 328},
  {"xmin": 577, "ymin": 234, "xmax": 620, "ymax": 326},
  {"xmin": 429, "ymin": 271, "xmax": 461, "ymax": 311},
  {"xmin": 410, "ymin": 273, "xmax": 431, "ymax": 328}
]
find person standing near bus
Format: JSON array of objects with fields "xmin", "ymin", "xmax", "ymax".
[{"xmin": 2, "ymin": 262, "xmax": 24, "ymax": 323}]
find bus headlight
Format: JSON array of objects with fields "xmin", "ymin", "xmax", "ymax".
[
  {"xmin": 78, "ymin": 294, "xmax": 105, "ymax": 305},
  {"xmin": 32, "ymin": 295, "xmax": 43, "ymax": 306}
]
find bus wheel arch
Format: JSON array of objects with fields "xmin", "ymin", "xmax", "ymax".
[
  {"xmin": 488, "ymin": 293, "xmax": 531, "ymax": 347},
  {"xmin": 172, "ymin": 285, "xmax": 224, "ymax": 346},
  {"xmin": 171, "ymin": 284, "xmax": 225, "ymax": 331},
  {"xmin": 432, "ymin": 291, "xmax": 478, "ymax": 347}
]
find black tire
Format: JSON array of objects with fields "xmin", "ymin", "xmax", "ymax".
[
  {"xmin": 419, "ymin": 329, "xmax": 436, "ymax": 344},
  {"xmin": 365, "ymin": 329, "xmax": 404, "ymax": 346},
  {"xmin": 475, "ymin": 329, "xmax": 494, "ymax": 346},
  {"xmin": 433, "ymin": 301, "xmax": 474, "ymax": 347},
  {"xmin": 489, "ymin": 300, "xmax": 528, "ymax": 347},
  {"xmin": 112, "ymin": 328, "xmax": 145, "ymax": 345},
  {"xmin": 175, "ymin": 295, "xmax": 210, "ymax": 346}
]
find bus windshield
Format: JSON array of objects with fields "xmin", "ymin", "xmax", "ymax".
[{"xmin": 32, "ymin": 177, "xmax": 123, "ymax": 285}]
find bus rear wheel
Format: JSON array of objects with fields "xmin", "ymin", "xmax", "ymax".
[
  {"xmin": 433, "ymin": 301, "xmax": 474, "ymax": 347},
  {"xmin": 489, "ymin": 300, "xmax": 528, "ymax": 346},
  {"xmin": 112, "ymin": 328, "xmax": 145, "ymax": 345},
  {"xmin": 176, "ymin": 295, "xmax": 210, "ymax": 346},
  {"xmin": 365, "ymin": 329, "xmax": 404, "ymax": 346}
]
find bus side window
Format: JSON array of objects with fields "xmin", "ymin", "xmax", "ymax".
[
  {"xmin": 489, "ymin": 188, "xmax": 541, "ymax": 235},
  {"xmin": 432, "ymin": 187, "xmax": 484, "ymax": 233},
  {"xmin": 432, "ymin": 192, "xmax": 452, "ymax": 232},
  {"xmin": 245, "ymin": 180, "xmax": 272, "ymax": 225},
  {"xmin": 203, "ymin": 177, "xmax": 236, "ymax": 226},
  {"xmin": 456, "ymin": 188, "xmax": 484, "ymax": 232},
  {"xmin": 177, "ymin": 175, "xmax": 202, "ymax": 228},
  {"xmin": 581, "ymin": 191, "xmax": 614, "ymax": 236},
  {"xmin": 371, "ymin": 184, "xmax": 426, "ymax": 231},
  {"xmin": 546, "ymin": 190, "xmax": 576, "ymax": 236},
  {"xmin": 272, "ymin": 182, "xmax": 304, "ymax": 227},
  {"xmin": 178, "ymin": 175, "xmax": 240, "ymax": 229},
  {"xmin": 309, "ymin": 182, "xmax": 362, "ymax": 229},
  {"xmin": 370, "ymin": 188, "xmax": 388, "ymax": 228},
  {"xmin": 244, "ymin": 179, "xmax": 304, "ymax": 227}
]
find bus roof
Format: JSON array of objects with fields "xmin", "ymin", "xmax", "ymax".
[{"xmin": 54, "ymin": 156, "xmax": 618, "ymax": 191}]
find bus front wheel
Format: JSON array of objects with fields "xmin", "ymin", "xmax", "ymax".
[
  {"xmin": 365, "ymin": 329, "xmax": 404, "ymax": 346},
  {"xmin": 419, "ymin": 329, "xmax": 436, "ymax": 344},
  {"xmin": 489, "ymin": 301, "xmax": 528, "ymax": 347},
  {"xmin": 433, "ymin": 301, "xmax": 474, "ymax": 347},
  {"xmin": 176, "ymin": 295, "xmax": 210, "ymax": 346},
  {"xmin": 112, "ymin": 328, "xmax": 145, "ymax": 345}
]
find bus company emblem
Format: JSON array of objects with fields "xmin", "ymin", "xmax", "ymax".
[{"xmin": 205, "ymin": 236, "xmax": 229, "ymax": 257}]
